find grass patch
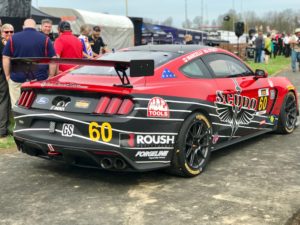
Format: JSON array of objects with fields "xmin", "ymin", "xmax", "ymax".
[
  {"xmin": 0, "ymin": 115, "xmax": 16, "ymax": 150},
  {"xmin": 246, "ymin": 56, "xmax": 290, "ymax": 75},
  {"xmin": 0, "ymin": 135, "xmax": 15, "ymax": 149}
]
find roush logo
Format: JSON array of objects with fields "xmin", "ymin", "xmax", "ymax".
[
  {"xmin": 147, "ymin": 97, "xmax": 170, "ymax": 118},
  {"xmin": 137, "ymin": 135, "xmax": 175, "ymax": 145},
  {"xmin": 120, "ymin": 133, "xmax": 175, "ymax": 147},
  {"xmin": 135, "ymin": 151, "xmax": 169, "ymax": 160}
]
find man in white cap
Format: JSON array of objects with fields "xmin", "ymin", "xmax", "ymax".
[{"xmin": 289, "ymin": 28, "xmax": 300, "ymax": 72}]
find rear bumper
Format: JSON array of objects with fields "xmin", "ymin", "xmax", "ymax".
[
  {"xmin": 13, "ymin": 107, "xmax": 182, "ymax": 172},
  {"xmin": 14, "ymin": 136, "xmax": 172, "ymax": 171}
]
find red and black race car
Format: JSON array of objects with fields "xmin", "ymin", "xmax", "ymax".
[{"xmin": 12, "ymin": 45, "xmax": 299, "ymax": 177}]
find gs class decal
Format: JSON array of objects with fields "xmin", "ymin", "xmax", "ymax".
[{"xmin": 89, "ymin": 122, "xmax": 112, "ymax": 142}]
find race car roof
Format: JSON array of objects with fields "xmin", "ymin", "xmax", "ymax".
[{"xmin": 127, "ymin": 45, "xmax": 212, "ymax": 55}]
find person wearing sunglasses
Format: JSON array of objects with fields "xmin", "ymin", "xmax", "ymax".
[
  {"xmin": 0, "ymin": 23, "xmax": 14, "ymax": 139},
  {"xmin": 1, "ymin": 24, "xmax": 14, "ymax": 45}
]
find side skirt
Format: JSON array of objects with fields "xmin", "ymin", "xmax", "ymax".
[{"xmin": 211, "ymin": 129, "xmax": 273, "ymax": 151}]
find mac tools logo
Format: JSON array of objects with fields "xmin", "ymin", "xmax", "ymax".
[
  {"xmin": 215, "ymin": 79, "xmax": 257, "ymax": 138},
  {"xmin": 119, "ymin": 133, "xmax": 175, "ymax": 148},
  {"xmin": 147, "ymin": 97, "xmax": 170, "ymax": 118}
]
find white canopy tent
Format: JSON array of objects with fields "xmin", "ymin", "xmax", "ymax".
[{"xmin": 40, "ymin": 7, "xmax": 134, "ymax": 50}]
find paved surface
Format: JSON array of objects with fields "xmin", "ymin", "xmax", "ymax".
[{"xmin": 1, "ymin": 69, "xmax": 300, "ymax": 225}]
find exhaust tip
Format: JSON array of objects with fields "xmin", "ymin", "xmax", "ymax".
[
  {"xmin": 100, "ymin": 158, "xmax": 113, "ymax": 169},
  {"xmin": 113, "ymin": 158, "xmax": 127, "ymax": 170}
]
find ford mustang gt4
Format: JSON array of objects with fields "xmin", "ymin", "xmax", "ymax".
[{"xmin": 12, "ymin": 45, "xmax": 299, "ymax": 177}]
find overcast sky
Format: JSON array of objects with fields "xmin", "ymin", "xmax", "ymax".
[{"xmin": 32, "ymin": 0, "xmax": 300, "ymax": 27}]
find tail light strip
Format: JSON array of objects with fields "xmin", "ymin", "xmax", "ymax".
[
  {"xmin": 94, "ymin": 96, "xmax": 134, "ymax": 115},
  {"xmin": 18, "ymin": 90, "xmax": 36, "ymax": 108}
]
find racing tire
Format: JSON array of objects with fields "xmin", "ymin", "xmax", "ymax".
[
  {"xmin": 276, "ymin": 92, "xmax": 298, "ymax": 134},
  {"xmin": 167, "ymin": 112, "xmax": 212, "ymax": 177}
]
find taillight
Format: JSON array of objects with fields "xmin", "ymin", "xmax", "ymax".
[
  {"xmin": 95, "ymin": 96, "xmax": 110, "ymax": 114},
  {"xmin": 105, "ymin": 97, "xmax": 122, "ymax": 114},
  {"xmin": 118, "ymin": 99, "xmax": 134, "ymax": 115},
  {"xmin": 18, "ymin": 90, "xmax": 36, "ymax": 108},
  {"xmin": 94, "ymin": 96, "xmax": 134, "ymax": 115}
]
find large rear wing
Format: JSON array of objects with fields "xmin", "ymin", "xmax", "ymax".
[{"xmin": 11, "ymin": 57, "xmax": 155, "ymax": 87}]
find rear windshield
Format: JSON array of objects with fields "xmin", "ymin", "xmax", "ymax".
[{"xmin": 70, "ymin": 50, "xmax": 179, "ymax": 76}]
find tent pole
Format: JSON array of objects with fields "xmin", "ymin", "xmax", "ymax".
[{"xmin": 125, "ymin": 0, "xmax": 128, "ymax": 16}]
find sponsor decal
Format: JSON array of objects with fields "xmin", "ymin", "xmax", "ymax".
[
  {"xmin": 50, "ymin": 100, "xmax": 70, "ymax": 111},
  {"xmin": 120, "ymin": 133, "xmax": 175, "ymax": 147},
  {"xmin": 49, "ymin": 121, "xmax": 56, "ymax": 133},
  {"xmin": 182, "ymin": 48, "xmax": 217, "ymax": 63},
  {"xmin": 41, "ymin": 82, "xmax": 88, "ymax": 89},
  {"xmin": 147, "ymin": 97, "xmax": 170, "ymax": 118},
  {"xmin": 259, "ymin": 120, "xmax": 267, "ymax": 125},
  {"xmin": 270, "ymin": 90, "xmax": 276, "ymax": 100},
  {"xmin": 161, "ymin": 68, "xmax": 176, "ymax": 79},
  {"xmin": 75, "ymin": 100, "xmax": 90, "ymax": 109},
  {"xmin": 215, "ymin": 79, "xmax": 257, "ymax": 138},
  {"xmin": 89, "ymin": 122, "xmax": 112, "ymax": 142},
  {"xmin": 47, "ymin": 144, "xmax": 55, "ymax": 152},
  {"xmin": 36, "ymin": 97, "xmax": 49, "ymax": 105},
  {"xmin": 256, "ymin": 110, "xmax": 267, "ymax": 115},
  {"xmin": 267, "ymin": 115, "xmax": 277, "ymax": 125},
  {"xmin": 258, "ymin": 88, "xmax": 269, "ymax": 97},
  {"xmin": 212, "ymin": 134, "xmax": 220, "ymax": 144},
  {"xmin": 135, "ymin": 150, "xmax": 169, "ymax": 160},
  {"xmin": 62, "ymin": 123, "xmax": 74, "ymax": 137}
]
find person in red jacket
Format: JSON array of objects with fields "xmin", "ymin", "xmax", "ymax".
[{"xmin": 54, "ymin": 21, "xmax": 83, "ymax": 72}]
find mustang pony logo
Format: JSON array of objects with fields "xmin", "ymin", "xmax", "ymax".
[{"xmin": 215, "ymin": 79, "xmax": 257, "ymax": 138}]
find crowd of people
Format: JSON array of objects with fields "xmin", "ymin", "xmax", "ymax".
[
  {"xmin": 251, "ymin": 29, "xmax": 300, "ymax": 69},
  {"xmin": 0, "ymin": 18, "xmax": 108, "ymax": 139}
]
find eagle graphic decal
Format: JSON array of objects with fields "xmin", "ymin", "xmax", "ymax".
[{"xmin": 215, "ymin": 79, "xmax": 257, "ymax": 138}]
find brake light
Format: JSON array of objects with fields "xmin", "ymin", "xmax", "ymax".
[
  {"xmin": 105, "ymin": 97, "xmax": 122, "ymax": 114},
  {"xmin": 95, "ymin": 96, "xmax": 110, "ymax": 114},
  {"xmin": 118, "ymin": 99, "xmax": 134, "ymax": 115},
  {"xmin": 18, "ymin": 90, "xmax": 36, "ymax": 108},
  {"xmin": 94, "ymin": 96, "xmax": 134, "ymax": 115}
]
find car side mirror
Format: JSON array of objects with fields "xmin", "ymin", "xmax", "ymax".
[{"xmin": 255, "ymin": 69, "xmax": 268, "ymax": 78}]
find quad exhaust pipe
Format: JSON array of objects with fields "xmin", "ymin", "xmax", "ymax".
[
  {"xmin": 113, "ymin": 158, "xmax": 127, "ymax": 170},
  {"xmin": 100, "ymin": 158, "xmax": 126, "ymax": 170},
  {"xmin": 100, "ymin": 158, "xmax": 113, "ymax": 169}
]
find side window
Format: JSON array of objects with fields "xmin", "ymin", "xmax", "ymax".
[
  {"xmin": 180, "ymin": 58, "xmax": 210, "ymax": 78},
  {"xmin": 203, "ymin": 53, "xmax": 253, "ymax": 78}
]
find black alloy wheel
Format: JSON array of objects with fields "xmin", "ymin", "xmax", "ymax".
[
  {"xmin": 185, "ymin": 119, "xmax": 210, "ymax": 170},
  {"xmin": 277, "ymin": 92, "xmax": 298, "ymax": 134},
  {"xmin": 168, "ymin": 113, "xmax": 212, "ymax": 177}
]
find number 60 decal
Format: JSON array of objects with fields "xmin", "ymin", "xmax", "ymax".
[{"xmin": 89, "ymin": 122, "xmax": 112, "ymax": 142}]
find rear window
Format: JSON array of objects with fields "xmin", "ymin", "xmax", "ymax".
[{"xmin": 70, "ymin": 51, "xmax": 179, "ymax": 76}]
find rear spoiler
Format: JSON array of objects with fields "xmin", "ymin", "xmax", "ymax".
[{"xmin": 11, "ymin": 57, "xmax": 155, "ymax": 87}]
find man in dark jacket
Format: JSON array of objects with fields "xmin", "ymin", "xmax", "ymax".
[
  {"xmin": 0, "ymin": 23, "xmax": 14, "ymax": 138},
  {"xmin": 255, "ymin": 32, "xmax": 264, "ymax": 63},
  {"xmin": 2, "ymin": 19, "xmax": 56, "ymax": 107}
]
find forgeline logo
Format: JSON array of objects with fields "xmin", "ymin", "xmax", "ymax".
[
  {"xmin": 120, "ymin": 133, "xmax": 175, "ymax": 147},
  {"xmin": 135, "ymin": 151, "xmax": 169, "ymax": 158}
]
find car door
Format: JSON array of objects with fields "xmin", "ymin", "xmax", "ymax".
[{"xmin": 201, "ymin": 53, "xmax": 273, "ymax": 139}]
